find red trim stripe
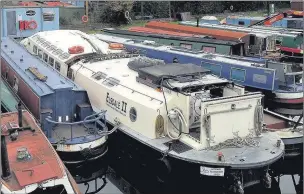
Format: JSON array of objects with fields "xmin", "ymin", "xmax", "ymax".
[
  {"xmin": 279, "ymin": 46, "xmax": 303, "ymax": 54},
  {"xmin": 274, "ymin": 97, "xmax": 304, "ymax": 104}
]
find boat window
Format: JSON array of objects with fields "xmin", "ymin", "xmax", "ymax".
[
  {"xmin": 202, "ymin": 46, "xmax": 216, "ymax": 53},
  {"xmin": 230, "ymin": 68, "xmax": 246, "ymax": 82},
  {"xmin": 33, "ymin": 45, "xmax": 38, "ymax": 54},
  {"xmin": 129, "ymin": 107, "xmax": 137, "ymax": 122},
  {"xmin": 180, "ymin": 43, "xmax": 192, "ymax": 49},
  {"xmin": 253, "ymin": 74, "xmax": 267, "ymax": 84},
  {"xmin": 249, "ymin": 35, "xmax": 255, "ymax": 46},
  {"xmin": 55, "ymin": 61, "xmax": 61, "ymax": 71},
  {"xmin": 238, "ymin": 21, "xmax": 245, "ymax": 25},
  {"xmin": 13, "ymin": 76, "xmax": 19, "ymax": 92},
  {"xmin": 92, "ymin": 71, "xmax": 107, "ymax": 80},
  {"xmin": 102, "ymin": 77, "xmax": 120, "ymax": 87},
  {"xmin": 201, "ymin": 62, "xmax": 222, "ymax": 76},
  {"xmin": 49, "ymin": 57, "xmax": 54, "ymax": 67},
  {"xmin": 38, "ymin": 49, "xmax": 43, "ymax": 58},
  {"xmin": 43, "ymin": 53, "xmax": 48, "ymax": 63},
  {"xmin": 5, "ymin": 68, "xmax": 9, "ymax": 80}
]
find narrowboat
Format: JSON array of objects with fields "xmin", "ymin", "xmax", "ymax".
[
  {"xmin": 1, "ymin": 78, "xmax": 19, "ymax": 113},
  {"xmin": 225, "ymin": 15, "xmax": 303, "ymax": 30},
  {"xmin": 1, "ymin": 108, "xmax": 81, "ymax": 194},
  {"xmin": 179, "ymin": 21, "xmax": 303, "ymax": 62},
  {"xmin": 100, "ymin": 27, "xmax": 246, "ymax": 56},
  {"xmin": 93, "ymin": 33, "xmax": 303, "ymax": 118},
  {"xmin": 1, "ymin": 36, "xmax": 109, "ymax": 165},
  {"xmin": 144, "ymin": 21, "xmax": 279, "ymax": 57},
  {"xmin": 20, "ymin": 30, "xmax": 285, "ymax": 194}
]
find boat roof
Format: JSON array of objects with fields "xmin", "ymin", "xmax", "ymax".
[
  {"xmin": 145, "ymin": 21, "xmax": 249, "ymax": 41},
  {"xmin": 71, "ymin": 56, "xmax": 228, "ymax": 105},
  {"xmin": 227, "ymin": 16, "xmax": 265, "ymax": 20},
  {"xmin": 1, "ymin": 111, "xmax": 65, "ymax": 191},
  {"xmin": 94, "ymin": 34, "xmax": 266, "ymax": 68},
  {"xmin": 192, "ymin": 22, "xmax": 303, "ymax": 37},
  {"xmin": 25, "ymin": 30, "xmax": 112, "ymax": 63},
  {"xmin": 106, "ymin": 27, "xmax": 243, "ymax": 46},
  {"xmin": 25, "ymin": 30, "xmax": 122, "ymax": 64},
  {"xmin": 1, "ymin": 37, "xmax": 84, "ymax": 97}
]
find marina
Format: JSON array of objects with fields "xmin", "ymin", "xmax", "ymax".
[{"xmin": 0, "ymin": 1, "xmax": 303, "ymax": 194}]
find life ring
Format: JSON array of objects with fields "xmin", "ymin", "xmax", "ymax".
[
  {"xmin": 82, "ymin": 15, "xmax": 88, "ymax": 23},
  {"xmin": 27, "ymin": 20, "xmax": 37, "ymax": 30},
  {"xmin": 68, "ymin": 46, "xmax": 84, "ymax": 54},
  {"xmin": 109, "ymin": 43, "xmax": 124, "ymax": 50}
]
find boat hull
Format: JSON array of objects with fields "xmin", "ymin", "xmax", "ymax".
[
  {"xmin": 107, "ymin": 125, "xmax": 281, "ymax": 194},
  {"xmin": 52, "ymin": 140, "xmax": 108, "ymax": 165}
]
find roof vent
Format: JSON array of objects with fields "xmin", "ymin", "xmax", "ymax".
[
  {"xmin": 4, "ymin": 45, "xmax": 7, "ymax": 48},
  {"xmin": 10, "ymin": 50, "xmax": 14, "ymax": 54},
  {"xmin": 16, "ymin": 147, "xmax": 31, "ymax": 161}
]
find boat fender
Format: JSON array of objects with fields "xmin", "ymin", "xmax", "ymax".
[{"xmin": 155, "ymin": 157, "xmax": 172, "ymax": 183}]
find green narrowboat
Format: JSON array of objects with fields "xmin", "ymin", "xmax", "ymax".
[{"xmin": 101, "ymin": 28, "xmax": 246, "ymax": 56}]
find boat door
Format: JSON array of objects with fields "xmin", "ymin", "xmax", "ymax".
[{"xmin": 6, "ymin": 11, "xmax": 17, "ymax": 36}]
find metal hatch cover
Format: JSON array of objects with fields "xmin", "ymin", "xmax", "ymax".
[
  {"xmin": 138, "ymin": 63, "xmax": 210, "ymax": 80},
  {"xmin": 14, "ymin": 162, "xmax": 57, "ymax": 187}
]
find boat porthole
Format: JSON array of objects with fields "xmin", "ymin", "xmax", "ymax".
[
  {"xmin": 155, "ymin": 115, "xmax": 164, "ymax": 137},
  {"xmin": 129, "ymin": 107, "xmax": 137, "ymax": 122}
]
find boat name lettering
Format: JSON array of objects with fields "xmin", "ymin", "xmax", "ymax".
[{"xmin": 106, "ymin": 92, "xmax": 127, "ymax": 115}]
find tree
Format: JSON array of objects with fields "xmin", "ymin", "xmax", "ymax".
[{"xmin": 97, "ymin": 1, "xmax": 134, "ymax": 24}]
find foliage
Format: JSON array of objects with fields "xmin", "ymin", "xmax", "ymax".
[{"xmin": 95, "ymin": 1, "xmax": 134, "ymax": 24}]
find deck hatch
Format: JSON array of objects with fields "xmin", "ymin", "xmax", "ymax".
[
  {"xmin": 163, "ymin": 141, "xmax": 193, "ymax": 154},
  {"xmin": 14, "ymin": 163, "xmax": 57, "ymax": 187}
]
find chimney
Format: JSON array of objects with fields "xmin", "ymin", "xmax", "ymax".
[
  {"xmin": 18, "ymin": 101, "xmax": 23, "ymax": 128},
  {"xmin": 1, "ymin": 135, "xmax": 11, "ymax": 180}
]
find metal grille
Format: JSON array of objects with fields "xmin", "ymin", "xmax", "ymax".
[{"xmin": 163, "ymin": 141, "xmax": 192, "ymax": 154}]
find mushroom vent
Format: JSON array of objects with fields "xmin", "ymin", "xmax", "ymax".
[{"xmin": 17, "ymin": 147, "xmax": 31, "ymax": 162}]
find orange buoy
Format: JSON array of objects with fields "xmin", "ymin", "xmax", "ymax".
[
  {"xmin": 108, "ymin": 43, "xmax": 124, "ymax": 50},
  {"xmin": 68, "ymin": 46, "xmax": 84, "ymax": 54}
]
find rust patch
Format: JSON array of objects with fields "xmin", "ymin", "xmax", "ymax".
[{"xmin": 1, "ymin": 111, "xmax": 65, "ymax": 191}]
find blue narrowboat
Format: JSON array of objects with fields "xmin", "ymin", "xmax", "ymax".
[
  {"xmin": 1, "ymin": 37, "xmax": 109, "ymax": 165},
  {"xmin": 94, "ymin": 33, "xmax": 303, "ymax": 116}
]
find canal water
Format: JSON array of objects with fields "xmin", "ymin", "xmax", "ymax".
[{"xmin": 68, "ymin": 156, "xmax": 300, "ymax": 194}]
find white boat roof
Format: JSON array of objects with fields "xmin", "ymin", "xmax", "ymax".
[
  {"xmin": 72, "ymin": 56, "xmax": 228, "ymax": 106},
  {"xmin": 26, "ymin": 30, "xmax": 121, "ymax": 63},
  {"xmin": 94, "ymin": 34, "xmax": 265, "ymax": 68}
]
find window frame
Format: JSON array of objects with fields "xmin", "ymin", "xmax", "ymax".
[
  {"xmin": 48, "ymin": 56, "xmax": 54, "ymax": 67},
  {"xmin": 33, "ymin": 45, "xmax": 38, "ymax": 54},
  {"xmin": 38, "ymin": 49, "xmax": 43, "ymax": 58},
  {"xmin": 55, "ymin": 61, "xmax": 61, "ymax": 72},
  {"xmin": 230, "ymin": 67, "xmax": 246, "ymax": 82},
  {"xmin": 43, "ymin": 53, "xmax": 48, "ymax": 63}
]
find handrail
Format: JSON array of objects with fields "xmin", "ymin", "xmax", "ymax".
[
  {"xmin": 46, "ymin": 111, "xmax": 108, "ymax": 142},
  {"xmin": 45, "ymin": 111, "xmax": 106, "ymax": 125}
]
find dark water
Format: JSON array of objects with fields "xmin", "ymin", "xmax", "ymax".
[{"xmin": 66, "ymin": 156, "xmax": 301, "ymax": 194}]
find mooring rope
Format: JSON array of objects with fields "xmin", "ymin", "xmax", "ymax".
[{"xmin": 204, "ymin": 132, "xmax": 260, "ymax": 151}]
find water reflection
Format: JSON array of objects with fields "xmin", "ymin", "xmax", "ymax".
[{"xmin": 63, "ymin": 154, "xmax": 301, "ymax": 194}]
